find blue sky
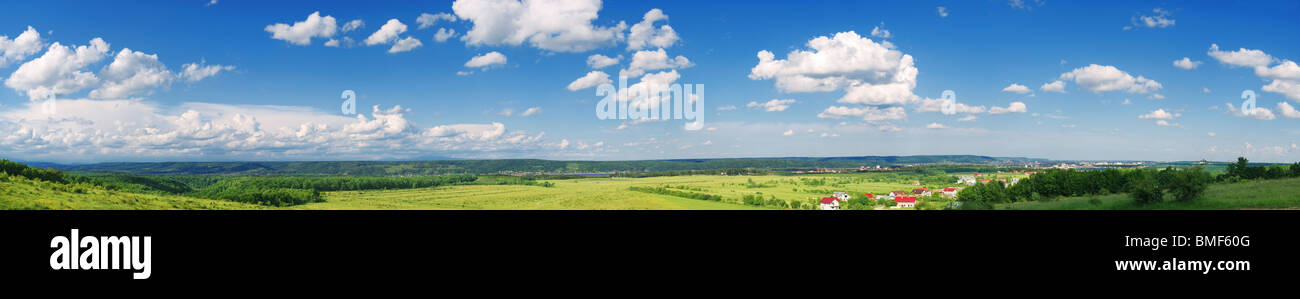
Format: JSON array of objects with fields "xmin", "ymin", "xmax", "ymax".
[{"xmin": 1, "ymin": 0, "xmax": 1298, "ymax": 163}]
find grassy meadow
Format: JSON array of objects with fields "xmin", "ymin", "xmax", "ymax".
[
  {"xmin": 297, "ymin": 174, "xmax": 942, "ymax": 210},
  {"xmin": 0, "ymin": 174, "xmax": 265, "ymax": 210}
]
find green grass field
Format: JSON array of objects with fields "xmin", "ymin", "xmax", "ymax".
[
  {"xmin": 298, "ymin": 175, "xmax": 926, "ymax": 210},
  {"xmin": 0, "ymin": 174, "xmax": 264, "ymax": 210},
  {"xmin": 999, "ymin": 177, "xmax": 1300, "ymax": 210}
]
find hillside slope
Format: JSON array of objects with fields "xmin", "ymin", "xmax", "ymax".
[{"xmin": 0, "ymin": 174, "xmax": 264, "ymax": 210}]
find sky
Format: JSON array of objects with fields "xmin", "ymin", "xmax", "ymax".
[{"xmin": 1, "ymin": 0, "xmax": 1299, "ymax": 163}]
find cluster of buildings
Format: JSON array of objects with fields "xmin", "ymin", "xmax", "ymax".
[
  {"xmin": 818, "ymin": 186, "xmax": 964, "ymax": 210},
  {"xmin": 793, "ymin": 169, "xmax": 845, "ymax": 174},
  {"xmin": 957, "ymin": 172, "xmax": 1021, "ymax": 187},
  {"xmin": 1046, "ymin": 161, "xmax": 1145, "ymax": 170},
  {"xmin": 500, "ymin": 171, "xmax": 616, "ymax": 177}
]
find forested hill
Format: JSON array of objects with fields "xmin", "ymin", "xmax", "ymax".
[{"xmin": 48, "ymin": 155, "xmax": 1048, "ymax": 176}]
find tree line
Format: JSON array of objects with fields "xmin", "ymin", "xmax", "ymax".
[
  {"xmin": 3, "ymin": 158, "xmax": 501, "ymax": 207},
  {"xmin": 958, "ymin": 165, "xmax": 1225, "ymax": 209},
  {"xmin": 189, "ymin": 175, "xmax": 481, "ymax": 206},
  {"xmin": 0, "ymin": 159, "xmax": 67, "ymax": 184},
  {"xmin": 628, "ymin": 185, "xmax": 820, "ymax": 209},
  {"xmin": 1221, "ymin": 157, "xmax": 1300, "ymax": 182}
]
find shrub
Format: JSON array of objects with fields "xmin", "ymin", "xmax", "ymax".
[
  {"xmin": 1165, "ymin": 167, "xmax": 1212, "ymax": 202},
  {"xmin": 1127, "ymin": 170, "xmax": 1164, "ymax": 205}
]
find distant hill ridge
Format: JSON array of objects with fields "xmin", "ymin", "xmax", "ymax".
[{"xmin": 47, "ymin": 155, "xmax": 1050, "ymax": 176}]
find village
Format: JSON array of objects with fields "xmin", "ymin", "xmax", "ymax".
[{"xmin": 815, "ymin": 170, "xmax": 1034, "ymax": 210}]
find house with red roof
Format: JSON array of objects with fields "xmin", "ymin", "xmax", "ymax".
[
  {"xmin": 863, "ymin": 193, "xmax": 874, "ymax": 199},
  {"xmin": 942, "ymin": 187, "xmax": 958, "ymax": 198},
  {"xmin": 819, "ymin": 197, "xmax": 841, "ymax": 210},
  {"xmin": 894, "ymin": 196, "xmax": 917, "ymax": 208}
]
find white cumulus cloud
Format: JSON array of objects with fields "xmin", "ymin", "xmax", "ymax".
[
  {"xmin": 1058, "ymin": 64, "xmax": 1161, "ymax": 94},
  {"xmin": 627, "ymin": 8, "xmax": 679, "ymax": 51},
  {"xmin": 4, "ymin": 38, "xmax": 110, "ymax": 101},
  {"xmin": 746, "ymin": 99, "xmax": 796, "ymax": 112},
  {"xmin": 586, "ymin": 54, "xmax": 620, "ymax": 69},
  {"xmin": 1278, "ymin": 102, "xmax": 1300, "ymax": 118},
  {"xmin": 1226, "ymin": 102, "xmax": 1276, "ymax": 120},
  {"xmin": 1002, "ymin": 83, "xmax": 1031, "ymax": 94},
  {"xmin": 1138, "ymin": 109, "xmax": 1179, "ymax": 120},
  {"xmin": 566, "ymin": 70, "xmax": 611, "ymax": 91},
  {"xmin": 416, "ymin": 12, "xmax": 458, "ymax": 30},
  {"xmin": 465, "ymin": 51, "xmax": 507, "ymax": 68},
  {"xmin": 341, "ymin": 19, "xmax": 365, "ymax": 33},
  {"xmin": 750, "ymin": 31, "xmax": 918, "ymax": 106},
  {"xmin": 988, "ymin": 102, "xmax": 1027, "ymax": 114},
  {"xmin": 1173, "ymin": 57, "xmax": 1202, "ymax": 70},
  {"xmin": 388, "ymin": 37, "xmax": 423, "ymax": 53},
  {"xmin": 452, "ymin": 0, "xmax": 626, "ymax": 53},
  {"xmin": 365, "ymin": 19, "xmax": 409, "ymax": 46},
  {"xmin": 265, "ymin": 11, "xmax": 338, "ymax": 46},
  {"xmin": 434, "ymin": 28, "xmax": 457, "ymax": 42},
  {"xmin": 620, "ymin": 48, "xmax": 691, "ymax": 78},
  {"xmin": 0, "ymin": 26, "xmax": 45, "ymax": 67},
  {"xmin": 90, "ymin": 48, "xmax": 174, "ymax": 99},
  {"xmin": 180, "ymin": 60, "xmax": 235, "ymax": 82},
  {"xmin": 1040, "ymin": 80, "xmax": 1066, "ymax": 93},
  {"xmin": 1131, "ymin": 8, "xmax": 1175, "ymax": 29},
  {"xmin": 1208, "ymin": 44, "xmax": 1272, "ymax": 68}
]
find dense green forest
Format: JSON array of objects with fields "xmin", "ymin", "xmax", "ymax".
[
  {"xmin": 0, "ymin": 160, "xmax": 67, "ymax": 184},
  {"xmin": 47, "ymin": 155, "xmax": 1045, "ymax": 176}
]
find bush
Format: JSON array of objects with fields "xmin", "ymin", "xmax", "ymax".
[
  {"xmin": 1127, "ymin": 170, "xmax": 1164, "ymax": 205},
  {"xmin": 628, "ymin": 186, "xmax": 723, "ymax": 202},
  {"xmin": 1165, "ymin": 167, "xmax": 1212, "ymax": 202}
]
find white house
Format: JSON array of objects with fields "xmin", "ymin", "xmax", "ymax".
[
  {"xmin": 958, "ymin": 176, "xmax": 976, "ymax": 185},
  {"xmin": 894, "ymin": 196, "xmax": 917, "ymax": 208},
  {"xmin": 942, "ymin": 187, "xmax": 958, "ymax": 198},
  {"xmin": 819, "ymin": 197, "xmax": 841, "ymax": 210},
  {"xmin": 832, "ymin": 191, "xmax": 852, "ymax": 201}
]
